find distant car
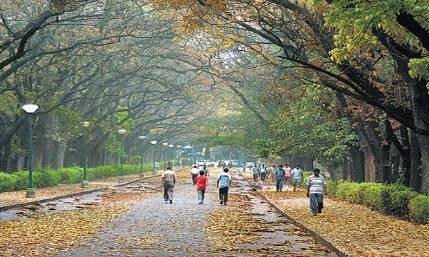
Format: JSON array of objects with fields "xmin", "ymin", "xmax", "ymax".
[
  {"xmin": 245, "ymin": 162, "xmax": 255, "ymax": 168},
  {"xmin": 206, "ymin": 160, "xmax": 217, "ymax": 167},
  {"xmin": 196, "ymin": 160, "xmax": 217, "ymax": 167},
  {"xmin": 196, "ymin": 161, "xmax": 205, "ymax": 166},
  {"xmin": 231, "ymin": 160, "xmax": 239, "ymax": 166}
]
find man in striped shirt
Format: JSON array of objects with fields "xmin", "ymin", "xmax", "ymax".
[{"xmin": 306, "ymin": 168, "xmax": 327, "ymax": 215}]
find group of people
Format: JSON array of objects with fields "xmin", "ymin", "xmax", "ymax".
[
  {"xmin": 161, "ymin": 163, "xmax": 326, "ymax": 216},
  {"xmin": 161, "ymin": 164, "xmax": 232, "ymax": 206},
  {"xmin": 251, "ymin": 163, "xmax": 303, "ymax": 192}
]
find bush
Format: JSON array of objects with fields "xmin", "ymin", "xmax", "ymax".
[
  {"xmin": 35, "ymin": 169, "xmax": 61, "ymax": 188},
  {"xmin": 12, "ymin": 171, "xmax": 28, "ymax": 190},
  {"xmin": 331, "ymin": 180, "xmax": 429, "ymax": 224},
  {"xmin": 380, "ymin": 184, "xmax": 417, "ymax": 220},
  {"xmin": 0, "ymin": 172, "xmax": 17, "ymax": 192},
  {"xmin": 409, "ymin": 195, "xmax": 429, "ymax": 224},
  {"xmin": 0, "ymin": 164, "xmax": 148, "ymax": 193},
  {"xmin": 59, "ymin": 167, "xmax": 82, "ymax": 184},
  {"xmin": 326, "ymin": 179, "xmax": 338, "ymax": 197}
]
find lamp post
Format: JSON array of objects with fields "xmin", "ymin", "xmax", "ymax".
[
  {"xmin": 168, "ymin": 144, "xmax": 174, "ymax": 168},
  {"xmin": 162, "ymin": 142, "xmax": 168, "ymax": 169},
  {"xmin": 150, "ymin": 140, "xmax": 157, "ymax": 174},
  {"xmin": 183, "ymin": 145, "xmax": 192, "ymax": 166},
  {"xmin": 138, "ymin": 136, "xmax": 146, "ymax": 179},
  {"xmin": 81, "ymin": 121, "xmax": 90, "ymax": 188},
  {"xmin": 177, "ymin": 145, "xmax": 183, "ymax": 168},
  {"xmin": 117, "ymin": 129, "xmax": 127, "ymax": 183},
  {"xmin": 22, "ymin": 104, "xmax": 39, "ymax": 198}
]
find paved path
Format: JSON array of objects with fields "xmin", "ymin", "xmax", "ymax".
[
  {"xmin": 55, "ymin": 169, "xmax": 336, "ymax": 257},
  {"xmin": 56, "ymin": 182, "xmax": 217, "ymax": 257}
]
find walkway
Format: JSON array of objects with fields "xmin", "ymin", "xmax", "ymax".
[{"xmin": 1, "ymin": 168, "xmax": 337, "ymax": 256}]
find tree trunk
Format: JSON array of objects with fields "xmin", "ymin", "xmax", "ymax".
[
  {"xmin": 408, "ymin": 80, "xmax": 429, "ymax": 193},
  {"xmin": 349, "ymin": 145, "xmax": 365, "ymax": 182},
  {"xmin": 380, "ymin": 141, "xmax": 392, "ymax": 183},
  {"xmin": 410, "ymin": 132, "xmax": 422, "ymax": 192},
  {"xmin": 53, "ymin": 143, "xmax": 66, "ymax": 169},
  {"xmin": 390, "ymin": 147, "xmax": 400, "ymax": 184}
]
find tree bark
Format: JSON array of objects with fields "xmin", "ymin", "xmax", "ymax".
[
  {"xmin": 410, "ymin": 132, "xmax": 422, "ymax": 192},
  {"xmin": 349, "ymin": 145, "xmax": 365, "ymax": 182}
]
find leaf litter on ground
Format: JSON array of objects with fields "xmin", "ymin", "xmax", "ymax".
[{"xmin": 262, "ymin": 191, "xmax": 429, "ymax": 257}]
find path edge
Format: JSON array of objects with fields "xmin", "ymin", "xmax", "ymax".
[{"xmin": 238, "ymin": 171, "xmax": 355, "ymax": 257}]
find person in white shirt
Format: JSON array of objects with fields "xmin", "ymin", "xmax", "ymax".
[
  {"xmin": 162, "ymin": 167, "xmax": 176, "ymax": 204},
  {"xmin": 291, "ymin": 165, "xmax": 303, "ymax": 191},
  {"xmin": 190, "ymin": 165, "xmax": 199, "ymax": 185}
]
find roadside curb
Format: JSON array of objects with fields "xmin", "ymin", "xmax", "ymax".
[
  {"xmin": 238, "ymin": 171, "xmax": 354, "ymax": 257},
  {"xmin": 0, "ymin": 173, "xmax": 161, "ymax": 213}
]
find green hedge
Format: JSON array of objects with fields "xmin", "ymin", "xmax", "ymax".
[
  {"xmin": 0, "ymin": 164, "xmax": 153, "ymax": 193},
  {"xmin": 328, "ymin": 181, "xmax": 429, "ymax": 224}
]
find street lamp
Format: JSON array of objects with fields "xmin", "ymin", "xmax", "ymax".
[
  {"xmin": 150, "ymin": 140, "xmax": 157, "ymax": 174},
  {"xmin": 22, "ymin": 104, "xmax": 39, "ymax": 198},
  {"xmin": 138, "ymin": 135, "xmax": 146, "ymax": 179},
  {"xmin": 162, "ymin": 142, "xmax": 168, "ymax": 169},
  {"xmin": 81, "ymin": 121, "xmax": 90, "ymax": 188},
  {"xmin": 117, "ymin": 129, "xmax": 127, "ymax": 183},
  {"xmin": 168, "ymin": 144, "xmax": 174, "ymax": 167},
  {"xmin": 183, "ymin": 145, "xmax": 193, "ymax": 166}
]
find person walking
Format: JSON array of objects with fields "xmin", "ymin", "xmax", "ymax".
[
  {"xmin": 261, "ymin": 164, "xmax": 268, "ymax": 181},
  {"xmin": 274, "ymin": 165, "xmax": 286, "ymax": 192},
  {"xmin": 190, "ymin": 165, "xmax": 199, "ymax": 185},
  {"xmin": 161, "ymin": 167, "xmax": 176, "ymax": 204},
  {"xmin": 284, "ymin": 163, "xmax": 292, "ymax": 188},
  {"xmin": 217, "ymin": 167, "xmax": 232, "ymax": 205},
  {"xmin": 203, "ymin": 163, "xmax": 209, "ymax": 177},
  {"xmin": 306, "ymin": 168, "xmax": 327, "ymax": 215},
  {"xmin": 195, "ymin": 170, "xmax": 208, "ymax": 204},
  {"xmin": 291, "ymin": 165, "xmax": 303, "ymax": 191},
  {"xmin": 252, "ymin": 164, "xmax": 260, "ymax": 182},
  {"xmin": 270, "ymin": 165, "xmax": 276, "ymax": 182}
]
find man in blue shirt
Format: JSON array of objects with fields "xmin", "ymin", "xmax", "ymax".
[
  {"xmin": 217, "ymin": 168, "xmax": 232, "ymax": 205},
  {"xmin": 274, "ymin": 165, "xmax": 286, "ymax": 192}
]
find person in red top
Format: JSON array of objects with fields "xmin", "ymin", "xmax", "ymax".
[{"xmin": 194, "ymin": 170, "xmax": 208, "ymax": 204}]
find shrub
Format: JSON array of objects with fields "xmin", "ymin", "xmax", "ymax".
[
  {"xmin": 35, "ymin": 169, "xmax": 61, "ymax": 188},
  {"xmin": 0, "ymin": 172, "xmax": 17, "ymax": 192},
  {"xmin": 409, "ymin": 195, "xmax": 429, "ymax": 224},
  {"xmin": 0, "ymin": 163, "xmax": 156, "ymax": 193},
  {"xmin": 326, "ymin": 179, "xmax": 338, "ymax": 197},
  {"xmin": 13, "ymin": 171, "xmax": 29, "ymax": 190},
  {"xmin": 59, "ymin": 167, "xmax": 81, "ymax": 184},
  {"xmin": 359, "ymin": 183, "xmax": 383, "ymax": 210},
  {"xmin": 380, "ymin": 184, "xmax": 417, "ymax": 220},
  {"xmin": 331, "ymin": 180, "xmax": 429, "ymax": 224},
  {"xmin": 335, "ymin": 182, "xmax": 384, "ymax": 210}
]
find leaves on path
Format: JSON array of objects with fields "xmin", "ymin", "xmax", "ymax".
[
  {"xmin": 0, "ymin": 205, "xmax": 129, "ymax": 257},
  {"xmin": 263, "ymin": 191, "xmax": 429, "ymax": 257},
  {"xmin": 206, "ymin": 194, "xmax": 268, "ymax": 251}
]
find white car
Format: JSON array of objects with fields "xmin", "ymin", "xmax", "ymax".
[
  {"xmin": 195, "ymin": 161, "xmax": 206, "ymax": 166},
  {"xmin": 245, "ymin": 162, "xmax": 255, "ymax": 168}
]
